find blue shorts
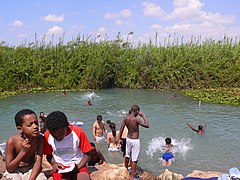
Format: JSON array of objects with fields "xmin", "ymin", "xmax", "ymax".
[{"xmin": 162, "ymin": 152, "xmax": 174, "ymax": 162}]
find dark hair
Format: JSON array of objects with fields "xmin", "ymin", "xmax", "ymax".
[
  {"xmin": 198, "ymin": 125, "xmax": 203, "ymax": 130},
  {"xmin": 46, "ymin": 111, "xmax": 69, "ymax": 132},
  {"xmin": 90, "ymin": 142, "xmax": 96, "ymax": 147},
  {"xmin": 106, "ymin": 120, "xmax": 111, "ymax": 124},
  {"xmin": 131, "ymin": 105, "xmax": 140, "ymax": 113},
  {"xmin": 15, "ymin": 109, "xmax": 36, "ymax": 126},
  {"xmin": 165, "ymin": 137, "xmax": 171, "ymax": 145},
  {"xmin": 109, "ymin": 122, "xmax": 116, "ymax": 138},
  {"xmin": 97, "ymin": 115, "xmax": 102, "ymax": 121}
]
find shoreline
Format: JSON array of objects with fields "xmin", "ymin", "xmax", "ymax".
[
  {"xmin": 0, "ymin": 154, "xmax": 225, "ymax": 180},
  {"xmin": 1, "ymin": 87, "xmax": 239, "ymax": 105}
]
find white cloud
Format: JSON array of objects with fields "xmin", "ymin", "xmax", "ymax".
[
  {"xmin": 150, "ymin": 24, "xmax": 163, "ymax": 31},
  {"xmin": 141, "ymin": 21, "xmax": 233, "ymax": 45},
  {"xmin": 10, "ymin": 20, "xmax": 24, "ymax": 27},
  {"xmin": 140, "ymin": 0, "xmax": 237, "ymax": 44},
  {"xmin": 96, "ymin": 27, "xmax": 107, "ymax": 36},
  {"xmin": 41, "ymin": 14, "xmax": 64, "ymax": 22},
  {"xmin": 167, "ymin": 0, "xmax": 204, "ymax": 20},
  {"xmin": 203, "ymin": 12, "xmax": 234, "ymax": 24},
  {"xmin": 167, "ymin": 0, "xmax": 234, "ymax": 24},
  {"xmin": 17, "ymin": 33, "xmax": 27, "ymax": 38},
  {"xmin": 67, "ymin": 25, "xmax": 85, "ymax": 35},
  {"xmin": 115, "ymin": 19, "xmax": 124, "ymax": 25},
  {"xmin": 120, "ymin": 9, "xmax": 132, "ymax": 17},
  {"xmin": 47, "ymin": 26, "xmax": 64, "ymax": 35},
  {"xmin": 104, "ymin": 13, "xmax": 118, "ymax": 19},
  {"xmin": 142, "ymin": 1, "xmax": 165, "ymax": 17},
  {"xmin": 104, "ymin": 9, "xmax": 132, "ymax": 19},
  {"xmin": 93, "ymin": 27, "xmax": 108, "ymax": 42}
]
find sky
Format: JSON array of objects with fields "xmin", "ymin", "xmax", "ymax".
[{"xmin": 0, "ymin": 0, "xmax": 240, "ymax": 46}]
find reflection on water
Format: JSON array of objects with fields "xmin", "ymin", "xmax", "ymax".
[{"xmin": 0, "ymin": 88, "xmax": 239, "ymax": 176}]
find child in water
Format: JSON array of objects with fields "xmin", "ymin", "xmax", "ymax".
[
  {"xmin": 161, "ymin": 137, "xmax": 174, "ymax": 166},
  {"xmin": 186, "ymin": 122, "xmax": 206, "ymax": 134}
]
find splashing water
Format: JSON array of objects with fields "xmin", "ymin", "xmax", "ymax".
[
  {"xmin": 0, "ymin": 143, "xmax": 6, "ymax": 156},
  {"xmin": 82, "ymin": 92, "xmax": 100, "ymax": 101},
  {"xmin": 146, "ymin": 136, "xmax": 192, "ymax": 160}
]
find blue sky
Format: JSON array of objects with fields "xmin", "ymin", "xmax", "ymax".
[{"xmin": 0, "ymin": 0, "xmax": 240, "ymax": 46}]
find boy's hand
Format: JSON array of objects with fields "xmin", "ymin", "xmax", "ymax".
[
  {"xmin": 119, "ymin": 139, "xmax": 123, "ymax": 145},
  {"xmin": 52, "ymin": 163, "xmax": 64, "ymax": 172},
  {"xmin": 22, "ymin": 138, "xmax": 31, "ymax": 153},
  {"xmin": 138, "ymin": 111, "xmax": 145, "ymax": 117}
]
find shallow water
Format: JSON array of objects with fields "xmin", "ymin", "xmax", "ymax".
[{"xmin": 0, "ymin": 88, "xmax": 239, "ymax": 175}]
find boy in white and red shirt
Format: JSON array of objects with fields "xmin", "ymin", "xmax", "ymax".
[{"xmin": 44, "ymin": 111, "xmax": 92, "ymax": 180}]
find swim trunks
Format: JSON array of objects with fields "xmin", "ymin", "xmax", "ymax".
[
  {"xmin": 162, "ymin": 152, "xmax": 174, "ymax": 162},
  {"xmin": 108, "ymin": 147, "xmax": 120, "ymax": 152},
  {"xmin": 126, "ymin": 138, "xmax": 140, "ymax": 162},
  {"xmin": 96, "ymin": 136, "xmax": 105, "ymax": 142},
  {"xmin": 52, "ymin": 166, "xmax": 89, "ymax": 179}
]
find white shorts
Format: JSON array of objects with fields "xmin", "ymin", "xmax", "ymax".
[
  {"xmin": 108, "ymin": 147, "xmax": 120, "ymax": 152},
  {"xmin": 96, "ymin": 135, "xmax": 105, "ymax": 142},
  {"xmin": 126, "ymin": 138, "xmax": 140, "ymax": 162},
  {"xmin": 4, "ymin": 166, "xmax": 47, "ymax": 180}
]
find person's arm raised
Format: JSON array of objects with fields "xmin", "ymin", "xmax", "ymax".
[
  {"xmin": 186, "ymin": 122, "xmax": 199, "ymax": 133},
  {"xmin": 138, "ymin": 112, "xmax": 149, "ymax": 128}
]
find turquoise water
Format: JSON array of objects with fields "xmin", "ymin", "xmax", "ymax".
[{"xmin": 0, "ymin": 88, "xmax": 239, "ymax": 176}]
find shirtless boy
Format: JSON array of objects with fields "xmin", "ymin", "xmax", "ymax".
[
  {"xmin": 186, "ymin": 122, "xmax": 206, "ymax": 134},
  {"xmin": 107, "ymin": 122, "xmax": 120, "ymax": 152},
  {"xmin": 88, "ymin": 142, "xmax": 106, "ymax": 166},
  {"xmin": 4, "ymin": 109, "xmax": 46, "ymax": 180},
  {"xmin": 92, "ymin": 115, "xmax": 107, "ymax": 143},
  {"xmin": 161, "ymin": 138, "xmax": 174, "ymax": 166},
  {"xmin": 119, "ymin": 105, "xmax": 149, "ymax": 180}
]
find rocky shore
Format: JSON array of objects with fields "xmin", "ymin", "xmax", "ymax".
[{"xmin": 0, "ymin": 155, "xmax": 224, "ymax": 180}]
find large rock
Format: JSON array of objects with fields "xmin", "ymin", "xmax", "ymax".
[
  {"xmin": 186, "ymin": 170, "xmax": 224, "ymax": 178},
  {"xmin": 156, "ymin": 169, "xmax": 184, "ymax": 180},
  {"xmin": 138, "ymin": 170, "xmax": 157, "ymax": 180},
  {"xmin": 0, "ymin": 154, "xmax": 6, "ymax": 179},
  {"xmin": 90, "ymin": 163, "xmax": 131, "ymax": 180}
]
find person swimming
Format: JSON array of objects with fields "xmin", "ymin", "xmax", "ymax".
[
  {"xmin": 87, "ymin": 92, "xmax": 95, "ymax": 105},
  {"xmin": 161, "ymin": 137, "xmax": 174, "ymax": 166},
  {"xmin": 186, "ymin": 122, "xmax": 206, "ymax": 134}
]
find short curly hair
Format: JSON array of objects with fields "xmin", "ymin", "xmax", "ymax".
[
  {"xmin": 15, "ymin": 109, "xmax": 36, "ymax": 127},
  {"xmin": 46, "ymin": 111, "xmax": 69, "ymax": 132}
]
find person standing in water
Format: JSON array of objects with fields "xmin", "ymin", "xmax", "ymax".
[
  {"xmin": 119, "ymin": 105, "xmax": 149, "ymax": 180},
  {"xmin": 92, "ymin": 115, "xmax": 108, "ymax": 143},
  {"xmin": 106, "ymin": 122, "xmax": 120, "ymax": 152}
]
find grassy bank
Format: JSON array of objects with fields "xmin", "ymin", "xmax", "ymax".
[
  {"xmin": 183, "ymin": 88, "xmax": 240, "ymax": 105},
  {"xmin": 0, "ymin": 34, "xmax": 239, "ymax": 104}
]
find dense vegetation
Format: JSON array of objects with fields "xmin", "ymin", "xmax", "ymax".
[{"xmin": 0, "ymin": 35, "xmax": 239, "ymax": 104}]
